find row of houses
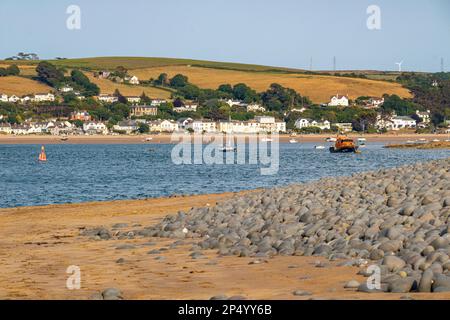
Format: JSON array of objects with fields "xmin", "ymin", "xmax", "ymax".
[
  {"xmin": 0, "ymin": 92, "xmax": 56, "ymax": 104},
  {"xmin": 95, "ymin": 71, "xmax": 140, "ymax": 85},
  {"xmin": 0, "ymin": 120, "xmax": 109, "ymax": 135},
  {"xmin": 295, "ymin": 118, "xmax": 353, "ymax": 132},
  {"xmin": 112, "ymin": 116, "xmax": 287, "ymax": 134},
  {"xmin": 294, "ymin": 110, "xmax": 432, "ymax": 132}
]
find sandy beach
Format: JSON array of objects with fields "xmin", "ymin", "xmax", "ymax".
[
  {"xmin": 0, "ymin": 133, "xmax": 449, "ymax": 145},
  {"xmin": 1, "ymin": 188, "xmax": 449, "ymax": 300}
]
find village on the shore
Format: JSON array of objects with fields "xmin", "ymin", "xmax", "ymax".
[{"xmin": 1, "ymin": 61, "xmax": 449, "ymax": 137}]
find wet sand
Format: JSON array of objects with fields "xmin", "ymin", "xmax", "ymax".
[
  {"xmin": 1, "ymin": 193, "xmax": 449, "ymax": 300},
  {"xmin": 0, "ymin": 133, "xmax": 449, "ymax": 145}
]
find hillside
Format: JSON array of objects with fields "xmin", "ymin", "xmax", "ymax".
[
  {"xmin": 0, "ymin": 57, "xmax": 411, "ymax": 103},
  {"xmin": 0, "ymin": 76, "xmax": 51, "ymax": 96}
]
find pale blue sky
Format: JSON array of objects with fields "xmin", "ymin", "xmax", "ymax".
[{"xmin": 1, "ymin": 0, "xmax": 449, "ymax": 72}]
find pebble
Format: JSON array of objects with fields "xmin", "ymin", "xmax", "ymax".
[
  {"xmin": 130, "ymin": 159, "xmax": 450, "ymax": 295},
  {"xmin": 115, "ymin": 244, "xmax": 136, "ymax": 250},
  {"xmin": 344, "ymin": 280, "xmax": 360, "ymax": 289},
  {"xmin": 292, "ymin": 290, "xmax": 312, "ymax": 296},
  {"xmin": 210, "ymin": 295, "xmax": 228, "ymax": 300},
  {"xmin": 102, "ymin": 288, "xmax": 123, "ymax": 300}
]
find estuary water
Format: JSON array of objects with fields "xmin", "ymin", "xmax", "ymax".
[{"xmin": 0, "ymin": 143, "xmax": 449, "ymax": 208}]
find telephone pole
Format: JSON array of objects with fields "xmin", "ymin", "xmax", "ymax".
[{"xmin": 333, "ymin": 56, "xmax": 336, "ymax": 72}]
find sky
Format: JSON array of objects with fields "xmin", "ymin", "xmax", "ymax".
[{"xmin": 1, "ymin": 0, "xmax": 449, "ymax": 72}]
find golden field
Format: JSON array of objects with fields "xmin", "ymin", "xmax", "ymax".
[
  {"xmin": 0, "ymin": 76, "xmax": 51, "ymax": 96},
  {"xmin": 132, "ymin": 65, "xmax": 411, "ymax": 103},
  {"xmin": 0, "ymin": 57, "xmax": 411, "ymax": 102},
  {"xmin": 85, "ymin": 73, "xmax": 172, "ymax": 99}
]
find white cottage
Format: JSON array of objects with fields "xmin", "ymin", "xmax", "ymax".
[{"xmin": 328, "ymin": 94, "xmax": 349, "ymax": 107}]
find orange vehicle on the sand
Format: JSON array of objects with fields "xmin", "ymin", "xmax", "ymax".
[{"xmin": 329, "ymin": 135, "xmax": 359, "ymax": 153}]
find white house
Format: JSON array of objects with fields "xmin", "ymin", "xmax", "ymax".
[
  {"xmin": 334, "ymin": 123, "xmax": 353, "ymax": 133},
  {"xmin": 11, "ymin": 124, "xmax": 30, "ymax": 135},
  {"xmin": 391, "ymin": 116, "xmax": 417, "ymax": 130},
  {"xmin": 247, "ymin": 104, "xmax": 266, "ymax": 113},
  {"xmin": 127, "ymin": 76, "xmax": 140, "ymax": 85},
  {"xmin": 83, "ymin": 122, "xmax": 108, "ymax": 135},
  {"xmin": 20, "ymin": 95, "xmax": 32, "ymax": 103},
  {"xmin": 8, "ymin": 95, "xmax": 21, "ymax": 103},
  {"xmin": 130, "ymin": 105, "xmax": 158, "ymax": 117},
  {"xmin": 59, "ymin": 85, "xmax": 74, "ymax": 93},
  {"xmin": 160, "ymin": 120, "xmax": 178, "ymax": 132},
  {"xmin": 294, "ymin": 118, "xmax": 330, "ymax": 130},
  {"xmin": 98, "ymin": 94, "xmax": 118, "ymax": 103},
  {"xmin": 254, "ymin": 116, "xmax": 286, "ymax": 133},
  {"xmin": 376, "ymin": 114, "xmax": 416, "ymax": 131},
  {"xmin": 328, "ymin": 94, "xmax": 349, "ymax": 107},
  {"xmin": 218, "ymin": 120, "xmax": 263, "ymax": 134},
  {"xmin": 294, "ymin": 118, "xmax": 310, "ymax": 129},
  {"xmin": 126, "ymin": 96, "xmax": 141, "ymax": 104},
  {"xmin": 367, "ymin": 97, "xmax": 384, "ymax": 108},
  {"xmin": 0, "ymin": 93, "xmax": 8, "ymax": 102},
  {"xmin": 173, "ymin": 104, "xmax": 198, "ymax": 113},
  {"xmin": 177, "ymin": 118, "xmax": 194, "ymax": 130},
  {"xmin": 150, "ymin": 99, "xmax": 167, "ymax": 107},
  {"xmin": 187, "ymin": 120, "xmax": 217, "ymax": 133},
  {"xmin": 113, "ymin": 120, "xmax": 138, "ymax": 134},
  {"xmin": 33, "ymin": 93, "xmax": 55, "ymax": 102},
  {"xmin": 416, "ymin": 110, "xmax": 431, "ymax": 124}
]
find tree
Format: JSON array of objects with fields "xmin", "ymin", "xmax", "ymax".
[
  {"xmin": 381, "ymin": 94, "xmax": 420, "ymax": 116},
  {"xmin": 71, "ymin": 70, "xmax": 100, "ymax": 96},
  {"xmin": 154, "ymin": 73, "xmax": 169, "ymax": 86},
  {"xmin": 140, "ymin": 92, "xmax": 152, "ymax": 104},
  {"xmin": 232, "ymin": 83, "xmax": 258, "ymax": 102},
  {"xmin": 6, "ymin": 64, "xmax": 20, "ymax": 76},
  {"xmin": 110, "ymin": 103, "xmax": 130, "ymax": 119},
  {"xmin": 218, "ymin": 84, "xmax": 233, "ymax": 94},
  {"xmin": 113, "ymin": 89, "xmax": 127, "ymax": 104},
  {"xmin": 72, "ymin": 119, "xmax": 84, "ymax": 128},
  {"xmin": 173, "ymin": 97, "xmax": 184, "ymax": 108},
  {"xmin": 114, "ymin": 66, "xmax": 128, "ymax": 78},
  {"xmin": 138, "ymin": 122, "xmax": 150, "ymax": 134},
  {"xmin": 36, "ymin": 61, "xmax": 64, "ymax": 86},
  {"xmin": 170, "ymin": 74, "xmax": 189, "ymax": 88}
]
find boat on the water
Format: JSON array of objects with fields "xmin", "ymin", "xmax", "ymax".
[
  {"xmin": 38, "ymin": 146, "xmax": 47, "ymax": 162},
  {"xmin": 329, "ymin": 135, "xmax": 359, "ymax": 153},
  {"xmin": 261, "ymin": 138, "xmax": 273, "ymax": 142},
  {"xmin": 315, "ymin": 145, "xmax": 326, "ymax": 150},
  {"xmin": 289, "ymin": 139, "xmax": 298, "ymax": 144},
  {"xmin": 219, "ymin": 145, "xmax": 237, "ymax": 152},
  {"xmin": 326, "ymin": 137, "xmax": 337, "ymax": 142}
]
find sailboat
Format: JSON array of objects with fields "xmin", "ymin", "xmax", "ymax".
[
  {"xmin": 38, "ymin": 146, "xmax": 47, "ymax": 162},
  {"xmin": 219, "ymin": 132, "xmax": 237, "ymax": 152}
]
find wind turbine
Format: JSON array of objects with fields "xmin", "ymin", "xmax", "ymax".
[{"xmin": 395, "ymin": 61, "xmax": 403, "ymax": 72}]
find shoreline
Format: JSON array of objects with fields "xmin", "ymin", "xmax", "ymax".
[
  {"xmin": 0, "ymin": 133, "xmax": 449, "ymax": 145},
  {"xmin": 1, "ymin": 158, "xmax": 450, "ymax": 300}
]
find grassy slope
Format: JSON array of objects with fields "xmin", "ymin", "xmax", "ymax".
[
  {"xmin": 0, "ymin": 57, "xmax": 411, "ymax": 102},
  {"xmin": 0, "ymin": 76, "xmax": 51, "ymax": 96}
]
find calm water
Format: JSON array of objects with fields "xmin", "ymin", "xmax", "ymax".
[{"xmin": 0, "ymin": 143, "xmax": 449, "ymax": 208}]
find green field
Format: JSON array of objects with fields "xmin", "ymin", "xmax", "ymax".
[{"xmin": 0, "ymin": 56, "xmax": 304, "ymax": 73}]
